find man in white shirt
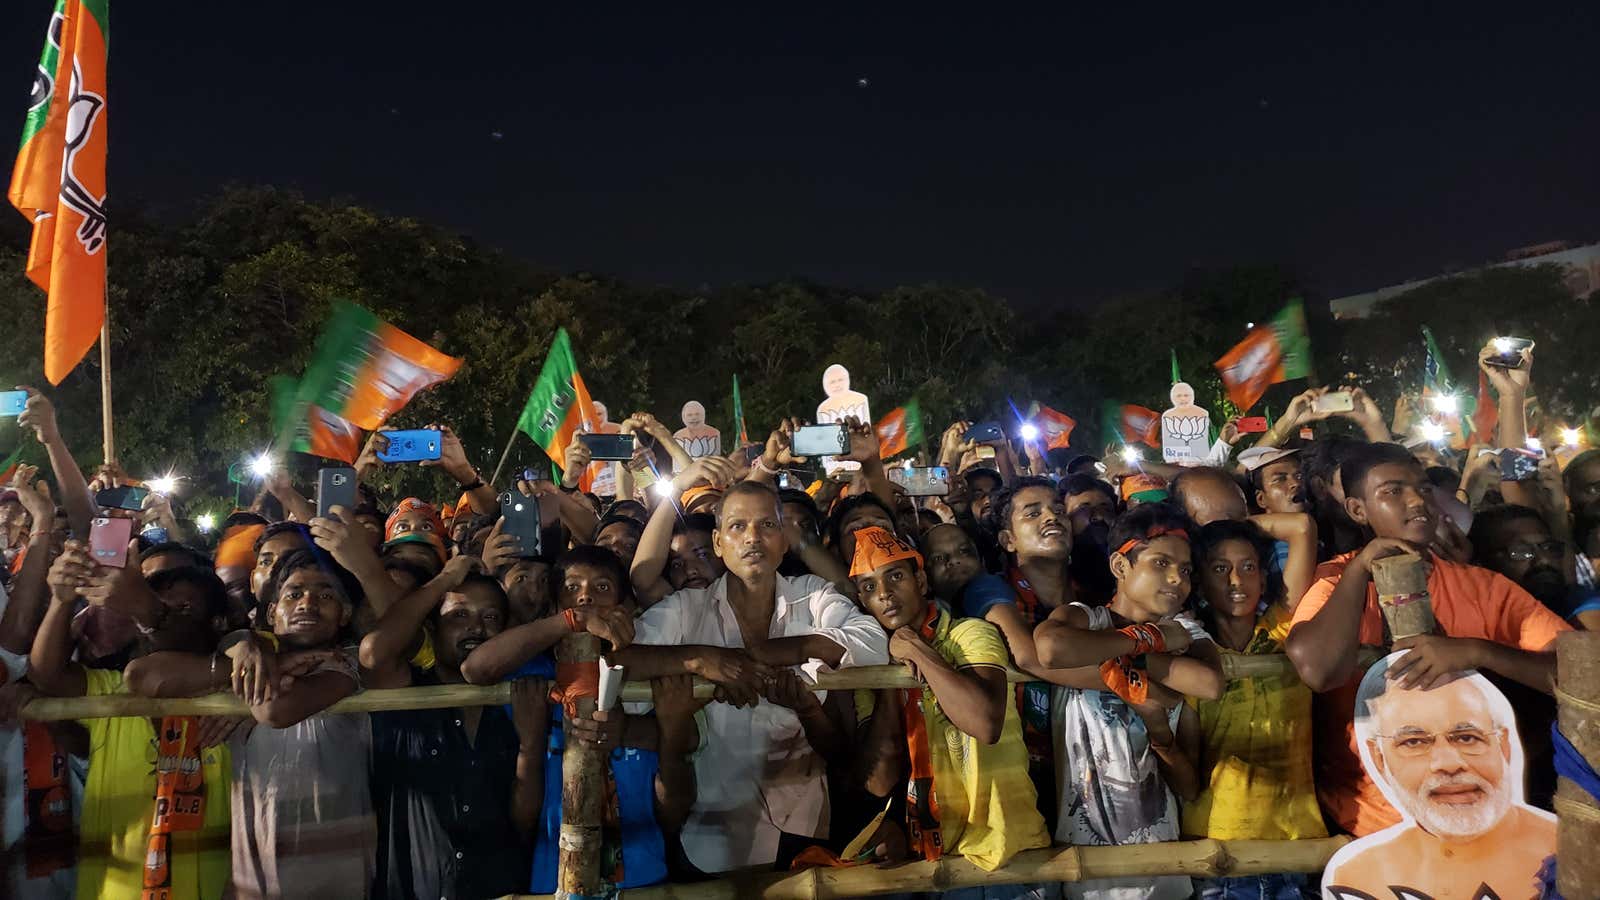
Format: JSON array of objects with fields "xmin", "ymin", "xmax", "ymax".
[{"xmin": 615, "ymin": 480, "xmax": 889, "ymax": 874}]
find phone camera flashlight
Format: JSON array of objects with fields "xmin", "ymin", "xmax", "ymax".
[
  {"xmin": 195, "ymin": 513, "xmax": 215, "ymax": 533},
  {"xmin": 249, "ymin": 454, "xmax": 274, "ymax": 478},
  {"xmin": 1419, "ymin": 422, "xmax": 1447, "ymax": 444},
  {"xmin": 1019, "ymin": 423, "xmax": 1040, "ymax": 442},
  {"xmin": 1493, "ymin": 337, "xmax": 1515, "ymax": 354},
  {"xmin": 1525, "ymin": 437, "xmax": 1543, "ymax": 451},
  {"xmin": 147, "ymin": 475, "xmax": 178, "ymax": 495},
  {"xmin": 1562, "ymin": 428, "xmax": 1583, "ymax": 447},
  {"xmin": 1430, "ymin": 395, "xmax": 1458, "ymax": 415},
  {"xmin": 1120, "ymin": 446, "xmax": 1142, "ymax": 464}
]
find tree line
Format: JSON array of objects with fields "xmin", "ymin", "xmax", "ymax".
[{"xmin": 2, "ymin": 186, "xmax": 1596, "ymax": 505}]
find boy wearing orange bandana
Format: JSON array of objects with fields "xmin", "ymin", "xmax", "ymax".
[
  {"xmin": 847, "ymin": 526, "xmax": 1052, "ymax": 896},
  {"xmin": 1033, "ymin": 504, "xmax": 1222, "ymax": 900}
]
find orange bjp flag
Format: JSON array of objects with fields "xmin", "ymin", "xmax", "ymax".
[{"xmin": 8, "ymin": 0, "xmax": 110, "ymax": 385}]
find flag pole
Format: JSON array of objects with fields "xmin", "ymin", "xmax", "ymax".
[
  {"xmin": 488, "ymin": 427, "xmax": 520, "ymax": 490},
  {"xmin": 99, "ymin": 287, "xmax": 114, "ymax": 462}
]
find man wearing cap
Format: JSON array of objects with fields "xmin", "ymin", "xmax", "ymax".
[
  {"xmin": 847, "ymin": 526, "xmax": 1052, "ymax": 890},
  {"xmin": 612, "ymin": 480, "xmax": 889, "ymax": 874},
  {"xmin": 1119, "ymin": 472, "xmax": 1169, "ymax": 508}
]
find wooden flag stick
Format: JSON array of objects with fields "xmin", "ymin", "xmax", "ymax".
[{"xmin": 556, "ymin": 632, "xmax": 605, "ymax": 897}]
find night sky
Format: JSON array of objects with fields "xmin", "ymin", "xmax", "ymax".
[{"xmin": 4, "ymin": 4, "xmax": 1597, "ymax": 308}]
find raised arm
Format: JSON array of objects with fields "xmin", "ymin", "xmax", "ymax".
[
  {"xmin": 1249, "ymin": 512, "xmax": 1319, "ymax": 607},
  {"xmin": 631, "ymin": 458, "xmax": 736, "ymax": 604},
  {"xmin": 840, "ymin": 417, "xmax": 896, "ymax": 511},
  {"xmin": 264, "ymin": 472, "xmax": 315, "ymax": 524},
  {"xmin": 309, "ymin": 507, "xmax": 400, "ymax": 628},
  {"xmin": 1286, "ymin": 539, "xmax": 1415, "ymax": 691},
  {"xmin": 28, "ymin": 544, "xmax": 95, "ymax": 697},
  {"xmin": 428, "ymin": 425, "xmax": 498, "ymax": 517},
  {"xmin": 359, "ymin": 555, "xmax": 480, "ymax": 686},
  {"xmin": 0, "ymin": 468, "xmax": 58, "ymax": 655},
  {"xmin": 16, "ymin": 387, "xmax": 93, "ymax": 538}
]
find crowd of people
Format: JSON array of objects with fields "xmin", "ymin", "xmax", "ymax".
[{"xmin": 0, "ymin": 337, "xmax": 1592, "ymax": 900}]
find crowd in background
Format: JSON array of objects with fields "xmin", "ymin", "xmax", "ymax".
[{"xmin": 0, "ymin": 337, "xmax": 1592, "ymax": 900}]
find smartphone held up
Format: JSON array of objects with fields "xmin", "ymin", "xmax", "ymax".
[{"xmin": 1485, "ymin": 337, "xmax": 1534, "ymax": 369}]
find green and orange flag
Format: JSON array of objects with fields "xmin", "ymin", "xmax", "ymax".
[
  {"xmin": 1102, "ymin": 403, "xmax": 1160, "ymax": 447},
  {"xmin": 0, "ymin": 446, "xmax": 25, "ymax": 486},
  {"xmin": 516, "ymin": 328, "xmax": 596, "ymax": 476},
  {"xmin": 280, "ymin": 302, "xmax": 462, "ymax": 455},
  {"xmin": 9, "ymin": 0, "xmax": 110, "ymax": 385},
  {"xmin": 1213, "ymin": 299, "xmax": 1312, "ymax": 412},
  {"xmin": 875, "ymin": 399, "xmax": 924, "ymax": 460},
  {"xmin": 270, "ymin": 376, "xmax": 363, "ymax": 463},
  {"xmin": 1033, "ymin": 403, "xmax": 1077, "ymax": 450}
]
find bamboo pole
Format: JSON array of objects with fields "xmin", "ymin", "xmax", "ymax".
[
  {"xmin": 99, "ymin": 313, "xmax": 114, "ymax": 462},
  {"xmin": 21, "ymin": 651, "xmax": 1382, "ymax": 721},
  {"xmin": 1556, "ymin": 630, "xmax": 1600, "ymax": 898},
  {"xmin": 556, "ymin": 632, "xmax": 604, "ymax": 897},
  {"xmin": 507, "ymin": 837, "xmax": 1349, "ymax": 900}
]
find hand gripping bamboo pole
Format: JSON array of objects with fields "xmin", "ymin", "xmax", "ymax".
[{"xmin": 20, "ymin": 652, "xmax": 1384, "ymax": 721}]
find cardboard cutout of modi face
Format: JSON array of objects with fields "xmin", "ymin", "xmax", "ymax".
[
  {"xmin": 673, "ymin": 400, "xmax": 722, "ymax": 467},
  {"xmin": 816, "ymin": 364, "xmax": 870, "ymax": 473},
  {"xmin": 1322, "ymin": 652, "xmax": 1555, "ymax": 900},
  {"xmin": 1161, "ymin": 381, "xmax": 1211, "ymax": 466}
]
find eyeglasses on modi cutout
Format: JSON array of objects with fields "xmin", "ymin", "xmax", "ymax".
[{"xmin": 1372, "ymin": 726, "xmax": 1502, "ymax": 759}]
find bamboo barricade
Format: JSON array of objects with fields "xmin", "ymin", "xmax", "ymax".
[
  {"xmin": 507, "ymin": 837, "xmax": 1350, "ymax": 900},
  {"xmin": 1556, "ymin": 630, "xmax": 1600, "ymax": 898},
  {"xmin": 18, "ymin": 650, "xmax": 1386, "ymax": 721},
  {"xmin": 557, "ymin": 632, "xmax": 605, "ymax": 898}
]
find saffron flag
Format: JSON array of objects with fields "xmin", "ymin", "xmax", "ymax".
[
  {"xmin": 270, "ymin": 376, "xmax": 363, "ymax": 463},
  {"xmin": 1213, "ymin": 299, "xmax": 1312, "ymax": 412},
  {"xmin": 875, "ymin": 399, "xmax": 924, "ymax": 459},
  {"xmin": 1103, "ymin": 403, "xmax": 1160, "ymax": 447},
  {"xmin": 732, "ymin": 374, "xmax": 748, "ymax": 445},
  {"xmin": 1035, "ymin": 404, "xmax": 1077, "ymax": 450},
  {"xmin": 293, "ymin": 302, "xmax": 463, "ymax": 434},
  {"xmin": 515, "ymin": 328, "xmax": 596, "ymax": 475},
  {"xmin": 8, "ymin": 0, "xmax": 110, "ymax": 385}
]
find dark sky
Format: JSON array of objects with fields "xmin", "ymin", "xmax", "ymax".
[{"xmin": 5, "ymin": 4, "xmax": 1597, "ymax": 308}]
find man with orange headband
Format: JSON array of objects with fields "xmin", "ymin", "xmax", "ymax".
[
  {"xmin": 846, "ymin": 526, "xmax": 1050, "ymax": 890},
  {"xmin": 1032, "ymin": 503, "xmax": 1221, "ymax": 900}
]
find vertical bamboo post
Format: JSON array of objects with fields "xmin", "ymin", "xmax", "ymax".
[
  {"xmin": 99, "ymin": 314, "xmax": 114, "ymax": 462},
  {"xmin": 1556, "ymin": 630, "xmax": 1600, "ymax": 898},
  {"xmin": 1370, "ymin": 552, "xmax": 1434, "ymax": 641},
  {"xmin": 556, "ymin": 632, "xmax": 603, "ymax": 898}
]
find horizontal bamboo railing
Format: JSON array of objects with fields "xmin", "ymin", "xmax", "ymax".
[
  {"xmin": 507, "ymin": 837, "xmax": 1351, "ymax": 899},
  {"xmin": 19, "ymin": 648, "xmax": 1382, "ymax": 721}
]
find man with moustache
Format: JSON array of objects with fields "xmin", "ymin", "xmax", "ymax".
[
  {"xmin": 613, "ymin": 480, "xmax": 889, "ymax": 874},
  {"xmin": 1323, "ymin": 665, "xmax": 1555, "ymax": 900}
]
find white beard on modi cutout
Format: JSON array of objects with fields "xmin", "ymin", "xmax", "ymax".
[{"xmin": 1321, "ymin": 651, "xmax": 1556, "ymax": 900}]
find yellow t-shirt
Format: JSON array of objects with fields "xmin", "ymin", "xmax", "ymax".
[
  {"xmin": 77, "ymin": 668, "xmax": 232, "ymax": 900},
  {"xmin": 857, "ymin": 612, "xmax": 1051, "ymax": 871},
  {"xmin": 1182, "ymin": 605, "xmax": 1325, "ymax": 841}
]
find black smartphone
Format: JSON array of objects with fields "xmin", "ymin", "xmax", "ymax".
[
  {"xmin": 964, "ymin": 422, "xmax": 1005, "ymax": 444},
  {"xmin": 792, "ymin": 424, "xmax": 850, "ymax": 457},
  {"xmin": 1485, "ymin": 337, "xmax": 1535, "ymax": 369},
  {"xmin": 498, "ymin": 492, "xmax": 543, "ymax": 559},
  {"xmin": 1497, "ymin": 447, "xmax": 1543, "ymax": 482},
  {"xmin": 95, "ymin": 485, "xmax": 150, "ymax": 512},
  {"xmin": 316, "ymin": 466, "xmax": 358, "ymax": 518},
  {"xmin": 580, "ymin": 433, "xmax": 635, "ymax": 461}
]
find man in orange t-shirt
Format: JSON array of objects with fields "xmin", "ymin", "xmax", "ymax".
[{"xmin": 1285, "ymin": 443, "xmax": 1569, "ymax": 836}]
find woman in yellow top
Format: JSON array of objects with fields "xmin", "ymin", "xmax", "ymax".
[{"xmin": 1186, "ymin": 520, "xmax": 1325, "ymax": 900}]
